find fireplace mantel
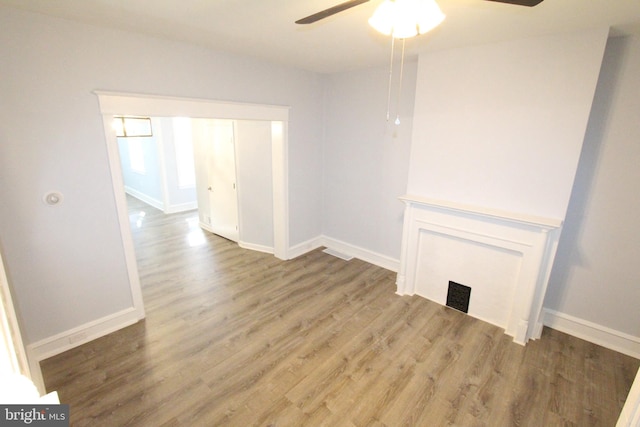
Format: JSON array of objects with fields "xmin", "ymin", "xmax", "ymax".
[{"xmin": 397, "ymin": 195, "xmax": 563, "ymax": 345}]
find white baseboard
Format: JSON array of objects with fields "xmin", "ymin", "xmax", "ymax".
[
  {"xmin": 287, "ymin": 236, "xmax": 324, "ymax": 259},
  {"xmin": 124, "ymin": 186, "xmax": 163, "ymax": 211},
  {"xmin": 321, "ymin": 236, "xmax": 399, "ymax": 272},
  {"xmin": 286, "ymin": 235, "xmax": 399, "ymax": 272},
  {"xmin": 199, "ymin": 221, "xmax": 214, "ymax": 233},
  {"xmin": 322, "ymin": 247, "xmax": 354, "ymax": 261},
  {"xmin": 165, "ymin": 201, "xmax": 197, "ymax": 214},
  {"xmin": 125, "ymin": 187, "xmax": 197, "ymax": 214},
  {"xmin": 26, "ymin": 307, "xmax": 143, "ymax": 364},
  {"xmin": 543, "ymin": 308, "xmax": 640, "ymax": 358},
  {"xmin": 239, "ymin": 241, "xmax": 274, "ymax": 254}
]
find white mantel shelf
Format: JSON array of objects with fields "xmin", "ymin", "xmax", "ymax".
[
  {"xmin": 399, "ymin": 195, "xmax": 563, "ymax": 231},
  {"xmin": 397, "ymin": 195, "xmax": 563, "ymax": 345}
]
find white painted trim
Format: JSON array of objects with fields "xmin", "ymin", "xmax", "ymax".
[
  {"xmin": 231, "ymin": 120, "xmax": 241, "ymax": 243},
  {"xmin": 322, "ymin": 248, "xmax": 354, "ymax": 261},
  {"xmin": 101, "ymin": 116, "xmax": 147, "ymax": 323},
  {"xmin": 618, "ymin": 368, "xmax": 640, "ymax": 427},
  {"xmin": 527, "ymin": 225, "xmax": 562, "ymax": 341},
  {"xmin": 94, "ymin": 91, "xmax": 289, "ymax": 121},
  {"xmin": 199, "ymin": 221, "xmax": 214, "ymax": 234},
  {"xmin": 271, "ymin": 121, "xmax": 288, "ymax": 260},
  {"xmin": 399, "ymin": 195, "xmax": 563, "ymax": 229},
  {"xmin": 26, "ymin": 307, "xmax": 141, "ymax": 363},
  {"xmin": 287, "ymin": 236, "xmax": 324, "ymax": 259},
  {"xmin": 124, "ymin": 186, "xmax": 163, "ymax": 211},
  {"xmin": 199, "ymin": 225, "xmax": 274, "ymax": 254},
  {"xmin": 321, "ymin": 236, "xmax": 399, "ymax": 272},
  {"xmin": 0, "ymin": 251, "xmax": 40, "ymax": 392},
  {"xmin": 286, "ymin": 235, "xmax": 400, "ymax": 272},
  {"xmin": 164, "ymin": 201, "xmax": 198, "ymax": 214},
  {"xmin": 543, "ymin": 308, "xmax": 640, "ymax": 359},
  {"xmin": 238, "ymin": 241, "xmax": 274, "ymax": 254}
]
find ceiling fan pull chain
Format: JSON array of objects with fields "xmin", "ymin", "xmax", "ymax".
[
  {"xmin": 386, "ymin": 36, "xmax": 395, "ymax": 122},
  {"xmin": 395, "ymin": 38, "xmax": 406, "ymax": 126}
]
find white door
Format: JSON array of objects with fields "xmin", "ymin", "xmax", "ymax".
[{"xmin": 208, "ymin": 120, "xmax": 239, "ymax": 242}]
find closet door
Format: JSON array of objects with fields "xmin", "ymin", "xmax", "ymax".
[{"xmin": 207, "ymin": 120, "xmax": 239, "ymax": 242}]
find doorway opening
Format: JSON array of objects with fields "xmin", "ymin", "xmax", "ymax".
[
  {"xmin": 117, "ymin": 116, "xmax": 275, "ymax": 249},
  {"xmin": 96, "ymin": 92, "xmax": 290, "ymax": 319}
]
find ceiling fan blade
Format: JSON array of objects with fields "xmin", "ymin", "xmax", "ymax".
[
  {"xmin": 296, "ymin": 0, "xmax": 370, "ymax": 24},
  {"xmin": 484, "ymin": 0, "xmax": 543, "ymax": 6}
]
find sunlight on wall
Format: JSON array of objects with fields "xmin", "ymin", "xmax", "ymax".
[{"xmin": 173, "ymin": 117, "xmax": 196, "ymax": 189}]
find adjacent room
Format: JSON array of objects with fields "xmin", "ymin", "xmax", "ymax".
[{"xmin": 1, "ymin": 0, "xmax": 639, "ymax": 425}]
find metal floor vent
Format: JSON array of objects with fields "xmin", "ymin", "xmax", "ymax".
[
  {"xmin": 322, "ymin": 248, "xmax": 353, "ymax": 261},
  {"xmin": 446, "ymin": 281, "xmax": 471, "ymax": 313}
]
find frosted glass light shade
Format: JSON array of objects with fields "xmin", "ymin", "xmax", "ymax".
[{"xmin": 369, "ymin": 0, "xmax": 445, "ymax": 39}]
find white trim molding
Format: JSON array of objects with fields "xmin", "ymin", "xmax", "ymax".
[
  {"xmin": 94, "ymin": 91, "xmax": 289, "ymax": 122},
  {"xmin": 199, "ymin": 223, "xmax": 274, "ymax": 255},
  {"xmin": 321, "ymin": 236, "xmax": 399, "ymax": 272},
  {"xmin": 287, "ymin": 236, "xmax": 324, "ymax": 260},
  {"xmin": 124, "ymin": 186, "xmax": 163, "ymax": 211},
  {"xmin": 543, "ymin": 308, "xmax": 640, "ymax": 359},
  {"xmin": 286, "ymin": 235, "xmax": 399, "ymax": 272},
  {"xmin": 27, "ymin": 307, "xmax": 141, "ymax": 364},
  {"xmin": 397, "ymin": 195, "xmax": 562, "ymax": 345},
  {"xmin": 238, "ymin": 241, "xmax": 274, "ymax": 255},
  {"xmin": 164, "ymin": 201, "xmax": 198, "ymax": 214},
  {"xmin": 617, "ymin": 368, "xmax": 640, "ymax": 427}
]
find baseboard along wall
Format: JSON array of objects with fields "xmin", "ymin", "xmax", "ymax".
[
  {"xmin": 27, "ymin": 308, "xmax": 143, "ymax": 377},
  {"xmin": 287, "ymin": 235, "xmax": 399, "ymax": 273},
  {"xmin": 543, "ymin": 308, "xmax": 640, "ymax": 359}
]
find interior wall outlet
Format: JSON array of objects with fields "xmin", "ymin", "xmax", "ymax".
[{"xmin": 43, "ymin": 191, "xmax": 64, "ymax": 206}]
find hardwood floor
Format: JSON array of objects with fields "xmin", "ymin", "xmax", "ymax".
[{"xmin": 41, "ymin": 197, "xmax": 639, "ymax": 426}]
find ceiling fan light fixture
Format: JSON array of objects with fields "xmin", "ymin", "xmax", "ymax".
[{"xmin": 369, "ymin": 0, "xmax": 445, "ymax": 39}]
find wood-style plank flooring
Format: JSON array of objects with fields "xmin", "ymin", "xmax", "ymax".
[{"xmin": 41, "ymin": 196, "xmax": 639, "ymax": 426}]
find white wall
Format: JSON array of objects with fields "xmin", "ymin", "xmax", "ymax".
[
  {"xmin": 544, "ymin": 35, "xmax": 640, "ymax": 343},
  {"xmin": 119, "ymin": 117, "xmax": 198, "ymax": 212},
  {"xmin": 157, "ymin": 118, "xmax": 198, "ymax": 212},
  {"xmin": 118, "ymin": 127, "xmax": 163, "ymax": 207},
  {"xmin": 322, "ymin": 61, "xmax": 416, "ymax": 261},
  {"xmin": 235, "ymin": 120, "xmax": 274, "ymax": 250},
  {"xmin": 408, "ymin": 28, "xmax": 609, "ymax": 220},
  {"xmin": 0, "ymin": 6, "xmax": 323, "ymax": 345}
]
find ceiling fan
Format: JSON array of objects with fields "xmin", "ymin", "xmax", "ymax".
[{"xmin": 296, "ymin": 0, "xmax": 543, "ymax": 25}]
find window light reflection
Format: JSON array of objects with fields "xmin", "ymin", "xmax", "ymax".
[
  {"xmin": 186, "ymin": 217, "xmax": 206, "ymax": 247},
  {"xmin": 130, "ymin": 211, "xmax": 146, "ymax": 228}
]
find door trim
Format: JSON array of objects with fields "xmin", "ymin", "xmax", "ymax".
[{"xmin": 96, "ymin": 91, "xmax": 290, "ymax": 320}]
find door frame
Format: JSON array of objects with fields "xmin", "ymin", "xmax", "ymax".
[
  {"xmin": 0, "ymin": 250, "xmax": 34, "ymax": 386},
  {"xmin": 96, "ymin": 91, "xmax": 290, "ymax": 320}
]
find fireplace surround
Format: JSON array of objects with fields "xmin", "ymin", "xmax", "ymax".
[{"xmin": 396, "ymin": 195, "xmax": 563, "ymax": 345}]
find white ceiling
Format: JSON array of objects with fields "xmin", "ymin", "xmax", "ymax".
[{"xmin": 3, "ymin": 0, "xmax": 640, "ymax": 73}]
